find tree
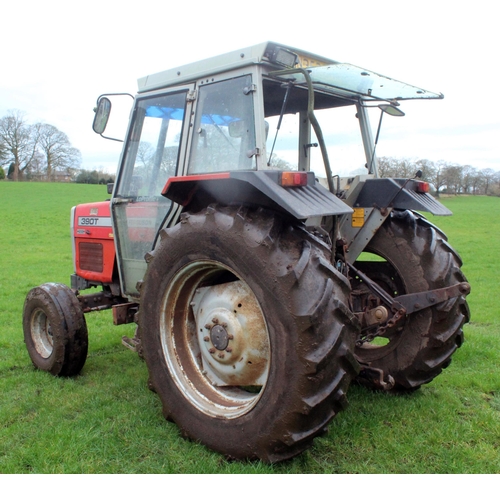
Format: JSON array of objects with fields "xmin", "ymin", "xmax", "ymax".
[
  {"xmin": 0, "ymin": 110, "xmax": 82, "ymax": 181},
  {"xmin": 494, "ymin": 171, "xmax": 500, "ymax": 195},
  {"xmin": 0, "ymin": 135, "xmax": 8, "ymax": 165},
  {"xmin": 36, "ymin": 123, "xmax": 81, "ymax": 180},
  {"xmin": 442, "ymin": 165, "xmax": 463, "ymax": 195},
  {"xmin": 415, "ymin": 159, "xmax": 437, "ymax": 184},
  {"xmin": 76, "ymin": 169, "xmax": 114, "ymax": 185},
  {"xmin": 378, "ymin": 157, "xmax": 424, "ymax": 179},
  {"xmin": 460, "ymin": 165, "xmax": 476, "ymax": 194},
  {"xmin": 431, "ymin": 160, "xmax": 451, "ymax": 197},
  {"xmin": 76, "ymin": 170, "xmax": 99, "ymax": 184},
  {"xmin": 479, "ymin": 168, "xmax": 497, "ymax": 195},
  {"xmin": 0, "ymin": 110, "xmax": 39, "ymax": 181}
]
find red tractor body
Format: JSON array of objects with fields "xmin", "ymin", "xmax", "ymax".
[{"xmin": 72, "ymin": 201, "xmax": 115, "ymax": 285}]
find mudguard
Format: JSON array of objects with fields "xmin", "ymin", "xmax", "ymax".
[
  {"xmin": 162, "ymin": 170, "xmax": 353, "ymax": 220},
  {"xmin": 353, "ymin": 178, "xmax": 452, "ymax": 216}
]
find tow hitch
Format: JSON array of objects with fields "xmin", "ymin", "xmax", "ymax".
[{"xmin": 349, "ymin": 262, "xmax": 471, "ymax": 346}]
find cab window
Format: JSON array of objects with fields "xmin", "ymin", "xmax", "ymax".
[{"xmin": 189, "ymin": 76, "xmax": 256, "ymax": 173}]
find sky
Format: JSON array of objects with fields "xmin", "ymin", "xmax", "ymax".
[{"xmin": 1, "ymin": 0, "xmax": 499, "ymax": 176}]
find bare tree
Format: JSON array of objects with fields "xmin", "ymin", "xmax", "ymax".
[
  {"xmin": 459, "ymin": 165, "xmax": 476, "ymax": 194},
  {"xmin": 431, "ymin": 160, "xmax": 450, "ymax": 197},
  {"xmin": 0, "ymin": 110, "xmax": 39, "ymax": 180},
  {"xmin": 0, "ymin": 136, "xmax": 8, "ymax": 165},
  {"xmin": 377, "ymin": 156, "xmax": 399, "ymax": 178},
  {"xmin": 37, "ymin": 123, "xmax": 81, "ymax": 180},
  {"xmin": 24, "ymin": 150, "xmax": 46, "ymax": 179},
  {"xmin": 442, "ymin": 165, "xmax": 463, "ymax": 195},
  {"xmin": 378, "ymin": 157, "xmax": 429, "ymax": 180},
  {"xmin": 479, "ymin": 168, "xmax": 497, "ymax": 195},
  {"xmin": 415, "ymin": 158, "xmax": 437, "ymax": 184},
  {"xmin": 362, "ymin": 155, "xmax": 500, "ymax": 197},
  {"xmin": 494, "ymin": 171, "xmax": 500, "ymax": 195}
]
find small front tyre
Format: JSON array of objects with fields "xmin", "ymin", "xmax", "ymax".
[{"xmin": 23, "ymin": 283, "xmax": 88, "ymax": 376}]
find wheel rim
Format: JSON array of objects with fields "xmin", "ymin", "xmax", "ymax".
[
  {"xmin": 30, "ymin": 308, "xmax": 54, "ymax": 358},
  {"xmin": 160, "ymin": 260, "xmax": 270, "ymax": 418}
]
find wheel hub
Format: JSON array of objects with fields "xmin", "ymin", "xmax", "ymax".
[
  {"xmin": 210, "ymin": 324, "xmax": 229, "ymax": 351},
  {"xmin": 191, "ymin": 280, "xmax": 269, "ymax": 387}
]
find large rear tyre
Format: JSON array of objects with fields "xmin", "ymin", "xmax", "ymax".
[
  {"xmin": 353, "ymin": 210, "xmax": 470, "ymax": 391},
  {"xmin": 139, "ymin": 205, "xmax": 359, "ymax": 463},
  {"xmin": 23, "ymin": 283, "xmax": 88, "ymax": 376}
]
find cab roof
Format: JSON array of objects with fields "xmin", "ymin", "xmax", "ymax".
[{"xmin": 137, "ymin": 42, "xmax": 443, "ymax": 102}]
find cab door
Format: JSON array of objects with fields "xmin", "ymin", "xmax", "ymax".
[{"xmin": 112, "ymin": 86, "xmax": 194, "ymax": 298}]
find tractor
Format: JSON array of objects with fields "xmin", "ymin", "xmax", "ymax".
[{"xmin": 23, "ymin": 42, "xmax": 470, "ymax": 463}]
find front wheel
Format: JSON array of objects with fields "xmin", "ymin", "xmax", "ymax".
[
  {"xmin": 23, "ymin": 283, "xmax": 88, "ymax": 376},
  {"xmin": 352, "ymin": 210, "xmax": 470, "ymax": 391},
  {"xmin": 139, "ymin": 206, "xmax": 359, "ymax": 462}
]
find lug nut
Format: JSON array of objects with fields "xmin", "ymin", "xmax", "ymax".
[
  {"xmin": 218, "ymin": 353, "xmax": 225, "ymax": 359},
  {"xmin": 203, "ymin": 336, "xmax": 209, "ymax": 342},
  {"xmin": 208, "ymin": 348, "xmax": 216, "ymax": 354}
]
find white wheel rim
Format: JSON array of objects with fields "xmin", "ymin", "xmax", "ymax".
[
  {"xmin": 31, "ymin": 308, "xmax": 54, "ymax": 358},
  {"xmin": 160, "ymin": 260, "xmax": 270, "ymax": 418}
]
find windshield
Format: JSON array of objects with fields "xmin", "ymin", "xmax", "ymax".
[{"xmin": 117, "ymin": 91, "xmax": 188, "ymax": 199}]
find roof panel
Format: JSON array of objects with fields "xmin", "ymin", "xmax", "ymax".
[{"xmin": 276, "ymin": 64, "xmax": 443, "ymax": 101}]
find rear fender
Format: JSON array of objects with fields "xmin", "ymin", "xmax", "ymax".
[
  {"xmin": 353, "ymin": 178, "xmax": 452, "ymax": 216},
  {"xmin": 162, "ymin": 171, "xmax": 353, "ymax": 220},
  {"xmin": 340, "ymin": 178, "xmax": 451, "ymax": 263}
]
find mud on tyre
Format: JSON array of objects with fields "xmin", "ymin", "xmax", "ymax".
[
  {"xmin": 138, "ymin": 205, "xmax": 359, "ymax": 463},
  {"xmin": 353, "ymin": 209, "xmax": 470, "ymax": 391},
  {"xmin": 23, "ymin": 283, "xmax": 88, "ymax": 377}
]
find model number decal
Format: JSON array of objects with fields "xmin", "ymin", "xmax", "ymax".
[{"xmin": 78, "ymin": 216, "xmax": 112, "ymax": 227}]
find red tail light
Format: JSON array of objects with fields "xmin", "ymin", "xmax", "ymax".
[
  {"xmin": 415, "ymin": 181, "xmax": 430, "ymax": 193},
  {"xmin": 280, "ymin": 172, "xmax": 308, "ymax": 187}
]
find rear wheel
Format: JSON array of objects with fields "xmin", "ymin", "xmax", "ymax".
[
  {"xmin": 139, "ymin": 205, "xmax": 359, "ymax": 462},
  {"xmin": 23, "ymin": 283, "xmax": 88, "ymax": 376},
  {"xmin": 352, "ymin": 210, "xmax": 469, "ymax": 391}
]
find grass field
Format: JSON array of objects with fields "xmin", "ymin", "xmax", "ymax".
[{"xmin": 1, "ymin": 182, "xmax": 499, "ymax": 474}]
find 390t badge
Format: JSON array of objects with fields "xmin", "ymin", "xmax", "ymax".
[{"xmin": 77, "ymin": 216, "xmax": 111, "ymax": 227}]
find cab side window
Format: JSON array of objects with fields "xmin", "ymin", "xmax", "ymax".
[{"xmin": 189, "ymin": 76, "xmax": 256, "ymax": 173}]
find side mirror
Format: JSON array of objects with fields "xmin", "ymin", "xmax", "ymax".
[
  {"xmin": 379, "ymin": 104, "xmax": 405, "ymax": 117},
  {"xmin": 93, "ymin": 97, "xmax": 112, "ymax": 135}
]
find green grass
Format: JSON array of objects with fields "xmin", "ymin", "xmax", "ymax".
[{"xmin": 1, "ymin": 183, "xmax": 499, "ymax": 473}]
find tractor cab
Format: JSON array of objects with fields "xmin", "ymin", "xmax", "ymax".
[{"xmin": 91, "ymin": 42, "xmax": 443, "ymax": 299}]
